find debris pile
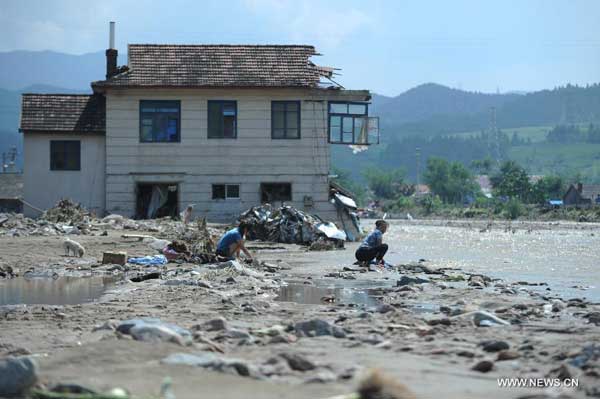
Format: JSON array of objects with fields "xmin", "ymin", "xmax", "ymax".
[
  {"xmin": 239, "ymin": 205, "xmax": 345, "ymax": 246},
  {"xmin": 42, "ymin": 199, "xmax": 89, "ymax": 224}
]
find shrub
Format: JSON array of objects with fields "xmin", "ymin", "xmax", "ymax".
[{"xmin": 504, "ymin": 198, "xmax": 524, "ymax": 220}]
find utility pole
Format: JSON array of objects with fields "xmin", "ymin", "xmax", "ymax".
[{"xmin": 415, "ymin": 147, "xmax": 421, "ymax": 187}]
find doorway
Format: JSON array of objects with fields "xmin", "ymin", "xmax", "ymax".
[{"xmin": 136, "ymin": 183, "xmax": 179, "ymax": 219}]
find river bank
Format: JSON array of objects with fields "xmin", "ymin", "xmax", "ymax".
[{"xmin": 1, "ymin": 218, "xmax": 599, "ymax": 399}]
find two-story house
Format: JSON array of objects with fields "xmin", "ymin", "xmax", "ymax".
[{"xmin": 19, "ymin": 24, "xmax": 376, "ymax": 223}]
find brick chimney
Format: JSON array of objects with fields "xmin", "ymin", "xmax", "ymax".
[
  {"xmin": 105, "ymin": 21, "xmax": 118, "ymax": 79},
  {"xmin": 577, "ymin": 182, "xmax": 583, "ymax": 193}
]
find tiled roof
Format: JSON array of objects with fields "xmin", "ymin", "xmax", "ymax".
[
  {"xmin": 581, "ymin": 185, "xmax": 600, "ymax": 200},
  {"xmin": 20, "ymin": 94, "xmax": 105, "ymax": 133},
  {"xmin": 92, "ymin": 44, "xmax": 328, "ymax": 88}
]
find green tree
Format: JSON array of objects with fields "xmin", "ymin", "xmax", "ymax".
[
  {"xmin": 490, "ymin": 160, "xmax": 531, "ymax": 200},
  {"xmin": 363, "ymin": 167, "xmax": 406, "ymax": 199},
  {"xmin": 423, "ymin": 157, "xmax": 477, "ymax": 203},
  {"xmin": 530, "ymin": 175, "xmax": 565, "ymax": 203},
  {"xmin": 470, "ymin": 157, "xmax": 494, "ymax": 175}
]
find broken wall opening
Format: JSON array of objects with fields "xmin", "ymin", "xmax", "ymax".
[
  {"xmin": 261, "ymin": 183, "xmax": 292, "ymax": 204},
  {"xmin": 136, "ymin": 183, "xmax": 178, "ymax": 219}
]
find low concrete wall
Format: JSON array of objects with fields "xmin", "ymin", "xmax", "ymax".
[{"xmin": 23, "ymin": 133, "xmax": 105, "ymax": 217}]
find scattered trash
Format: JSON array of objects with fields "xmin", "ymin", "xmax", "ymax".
[
  {"xmin": 470, "ymin": 311, "xmax": 510, "ymax": 327},
  {"xmin": 127, "ymin": 255, "xmax": 167, "ymax": 266},
  {"xmin": 239, "ymin": 205, "xmax": 344, "ymax": 246},
  {"xmin": 117, "ymin": 318, "xmax": 191, "ymax": 346}
]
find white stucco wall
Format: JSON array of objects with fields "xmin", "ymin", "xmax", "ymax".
[
  {"xmin": 103, "ymin": 88, "xmax": 369, "ymax": 222},
  {"xmin": 23, "ymin": 133, "xmax": 105, "ymax": 217}
]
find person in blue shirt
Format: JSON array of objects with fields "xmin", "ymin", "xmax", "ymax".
[
  {"xmin": 216, "ymin": 222, "xmax": 253, "ymax": 261},
  {"xmin": 355, "ymin": 220, "xmax": 388, "ymax": 266}
]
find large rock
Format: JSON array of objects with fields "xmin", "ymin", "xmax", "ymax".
[
  {"xmin": 279, "ymin": 353, "xmax": 316, "ymax": 372},
  {"xmin": 397, "ymin": 276, "xmax": 430, "ymax": 287},
  {"xmin": 294, "ymin": 319, "xmax": 346, "ymax": 338},
  {"xmin": 0, "ymin": 356, "xmax": 38, "ymax": 396},
  {"xmin": 480, "ymin": 340, "xmax": 510, "ymax": 352},
  {"xmin": 162, "ymin": 353, "xmax": 256, "ymax": 378}
]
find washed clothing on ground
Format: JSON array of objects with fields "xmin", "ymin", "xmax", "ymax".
[
  {"xmin": 216, "ymin": 228, "xmax": 242, "ymax": 254},
  {"xmin": 360, "ymin": 229, "xmax": 383, "ymax": 249}
]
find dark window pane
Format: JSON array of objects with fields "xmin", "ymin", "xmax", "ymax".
[
  {"xmin": 212, "ymin": 184, "xmax": 225, "ymax": 200},
  {"xmin": 271, "ymin": 101, "xmax": 301, "ymax": 139},
  {"xmin": 286, "ymin": 111, "xmax": 298, "ymax": 129},
  {"xmin": 273, "ymin": 110, "xmax": 285, "ymax": 129},
  {"xmin": 139, "ymin": 100, "xmax": 180, "ymax": 142},
  {"xmin": 329, "ymin": 103, "xmax": 348, "ymax": 113},
  {"xmin": 226, "ymin": 184, "xmax": 240, "ymax": 198},
  {"xmin": 208, "ymin": 101, "xmax": 236, "ymax": 138},
  {"xmin": 50, "ymin": 140, "xmax": 80, "ymax": 171},
  {"xmin": 223, "ymin": 115, "xmax": 235, "ymax": 138},
  {"xmin": 208, "ymin": 102, "xmax": 223, "ymax": 138}
]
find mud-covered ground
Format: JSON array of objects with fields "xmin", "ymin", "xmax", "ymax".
[{"xmin": 1, "ymin": 219, "xmax": 599, "ymax": 399}]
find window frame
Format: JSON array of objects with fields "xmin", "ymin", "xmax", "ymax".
[
  {"xmin": 271, "ymin": 101, "xmax": 301, "ymax": 140},
  {"xmin": 327, "ymin": 101, "xmax": 369, "ymax": 144},
  {"xmin": 212, "ymin": 184, "xmax": 241, "ymax": 200},
  {"xmin": 207, "ymin": 100, "xmax": 238, "ymax": 139},
  {"xmin": 50, "ymin": 140, "xmax": 81, "ymax": 171},
  {"xmin": 138, "ymin": 100, "xmax": 181, "ymax": 143}
]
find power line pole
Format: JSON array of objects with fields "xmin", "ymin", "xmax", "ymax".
[{"xmin": 415, "ymin": 147, "xmax": 421, "ymax": 187}]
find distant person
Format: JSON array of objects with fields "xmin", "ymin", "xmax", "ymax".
[
  {"xmin": 180, "ymin": 204, "xmax": 194, "ymax": 225},
  {"xmin": 355, "ymin": 220, "xmax": 388, "ymax": 267},
  {"xmin": 216, "ymin": 222, "xmax": 253, "ymax": 262}
]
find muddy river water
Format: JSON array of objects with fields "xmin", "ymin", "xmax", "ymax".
[{"xmin": 381, "ymin": 221, "xmax": 600, "ymax": 301}]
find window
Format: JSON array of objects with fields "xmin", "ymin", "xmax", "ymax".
[
  {"xmin": 261, "ymin": 183, "xmax": 292, "ymax": 203},
  {"xmin": 139, "ymin": 100, "xmax": 180, "ymax": 142},
  {"xmin": 328, "ymin": 102, "xmax": 378, "ymax": 144},
  {"xmin": 272, "ymin": 101, "xmax": 300, "ymax": 139},
  {"xmin": 212, "ymin": 184, "xmax": 240, "ymax": 200},
  {"xmin": 208, "ymin": 101, "xmax": 237, "ymax": 138},
  {"xmin": 50, "ymin": 140, "xmax": 80, "ymax": 171}
]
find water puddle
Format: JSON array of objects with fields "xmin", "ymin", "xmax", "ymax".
[
  {"xmin": 0, "ymin": 276, "xmax": 120, "ymax": 305},
  {"xmin": 276, "ymin": 284, "xmax": 380, "ymax": 306}
]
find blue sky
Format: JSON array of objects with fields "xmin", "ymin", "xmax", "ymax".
[{"xmin": 1, "ymin": 0, "xmax": 599, "ymax": 95}]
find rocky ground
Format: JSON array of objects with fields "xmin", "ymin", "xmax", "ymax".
[{"xmin": 1, "ymin": 217, "xmax": 599, "ymax": 399}]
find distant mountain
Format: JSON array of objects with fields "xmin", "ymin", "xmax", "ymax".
[
  {"xmin": 372, "ymin": 83, "xmax": 521, "ymax": 127},
  {"xmin": 370, "ymin": 83, "xmax": 600, "ymax": 141},
  {"xmin": 0, "ymin": 50, "xmax": 126, "ymax": 91}
]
